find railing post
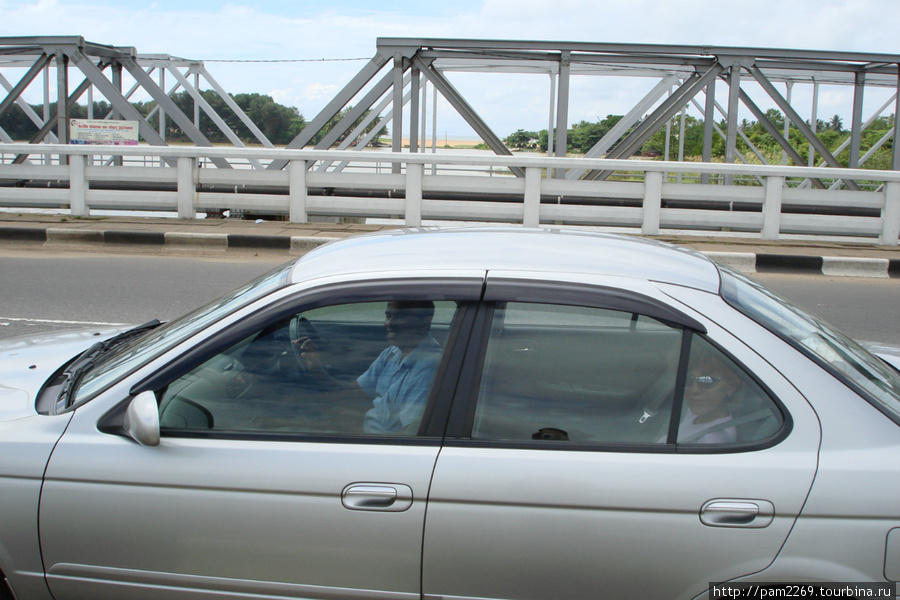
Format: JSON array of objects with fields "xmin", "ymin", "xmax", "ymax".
[
  {"xmin": 762, "ymin": 176, "xmax": 784, "ymax": 240},
  {"xmin": 405, "ymin": 162, "xmax": 423, "ymax": 227},
  {"xmin": 524, "ymin": 167, "xmax": 541, "ymax": 228},
  {"xmin": 69, "ymin": 153, "xmax": 87, "ymax": 217},
  {"xmin": 882, "ymin": 181, "xmax": 900, "ymax": 246},
  {"xmin": 177, "ymin": 156, "xmax": 197, "ymax": 219},
  {"xmin": 289, "ymin": 159, "xmax": 308, "ymax": 223},
  {"xmin": 642, "ymin": 171, "xmax": 663, "ymax": 235}
]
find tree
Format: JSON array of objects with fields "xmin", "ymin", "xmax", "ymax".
[
  {"xmin": 504, "ymin": 129, "xmax": 539, "ymax": 150},
  {"xmin": 828, "ymin": 114, "xmax": 844, "ymax": 134}
]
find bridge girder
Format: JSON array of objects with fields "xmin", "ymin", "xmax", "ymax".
[
  {"xmin": 292, "ymin": 38, "xmax": 900, "ymax": 183},
  {"xmin": 0, "ymin": 35, "xmax": 276, "ymax": 169}
]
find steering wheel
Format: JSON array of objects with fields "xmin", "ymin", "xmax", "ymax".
[{"xmin": 289, "ymin": 315, "xmax": 324, "ymax": 370}]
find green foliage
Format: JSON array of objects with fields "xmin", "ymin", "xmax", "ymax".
[
  {"xmin": 504, "ymin": 129, "xmax": 540, "ymax": 150},
  {"xmin": 505, "ymin": 109, "xmax": 896, "ymax": 170}
]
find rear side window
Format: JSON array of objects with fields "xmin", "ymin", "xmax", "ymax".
[{"xmin": 469, "ymin": 302, "xmax": 782, "ymax": 449}]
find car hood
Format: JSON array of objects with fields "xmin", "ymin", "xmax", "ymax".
[
  {"xmin": 860, "ymin": 341, "xmax": 900, "ymax": 372},
  {"xmin": 0, "ymin": 326, "xmax": 127, "ymax": 421}
]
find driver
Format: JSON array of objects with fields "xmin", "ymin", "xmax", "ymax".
[{"xmin": 294, "ymin": 301, "xmax": 440, "ymax": 434}]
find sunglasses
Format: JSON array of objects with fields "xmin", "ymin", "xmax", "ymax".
[{"xmin": 686, "ymin": 375, "xmax": 722, "ymax": 388}]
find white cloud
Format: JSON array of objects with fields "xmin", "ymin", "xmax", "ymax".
[{"xmin": 2, "ymin": 0, "xmax": 899, "ymax": 138}]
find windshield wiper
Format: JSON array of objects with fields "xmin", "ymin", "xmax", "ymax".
[{"xmin": 57, "ymin": 319, "xmax": 161, "ymax": 410}]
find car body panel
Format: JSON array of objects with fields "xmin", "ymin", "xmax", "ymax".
[
  {"xmin": 289, "ymin": 228, "xmax": 722, "ymax": 293},
  {"xmin": 37, "ymin": 273, "xmax": 485, "ymax": 600},
  {"xmin": 0, "ymin": 228, "xmax": 897, "ymax": 600},
  {"xmin": 0, "ymin": 327, "xmax": 124, "ymax": 419},
  {"xmin": 422, "ymin": 275, "xmax": 821, "ymax": 600}
]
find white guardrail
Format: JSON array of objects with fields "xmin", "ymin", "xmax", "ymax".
[{"xmin": 1, "ymin": 143, "xmax": 899, "ymax": 245}]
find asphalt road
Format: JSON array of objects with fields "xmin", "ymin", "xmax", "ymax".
[{"xmin": 1, "ymin": 247, "xmax": 899, "ymax": 345}]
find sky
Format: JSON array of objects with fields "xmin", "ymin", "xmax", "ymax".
[{"xmin": 2, "ymin": 0, "xmax": 900, "ymax": 141}]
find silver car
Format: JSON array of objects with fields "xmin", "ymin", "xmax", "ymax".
[{"xmin": 1, "ymin": 228, "xmax": 899, "ymax": 600}]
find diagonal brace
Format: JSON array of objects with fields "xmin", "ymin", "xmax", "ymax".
[
  {"xmin": 413, "ymin": 55, "xmax": 524, "ymax": 178},
  {"xmin": 748, "ymin": 65, "xmax": 858, "ymax": 190}
]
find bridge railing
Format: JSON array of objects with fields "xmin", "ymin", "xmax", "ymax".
[{"xmin": 1, "ymin": 143, "xmax": 899, "ymax": 245}]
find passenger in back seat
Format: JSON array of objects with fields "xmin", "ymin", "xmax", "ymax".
[{"xmin": 676, "ymin": 346, "xmax": 739, "ymax": 444}]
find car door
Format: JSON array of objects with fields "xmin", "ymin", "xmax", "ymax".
[
  {"xmin": 38, "ymin": 281, "xmax": 480, "ymax": 600},
  {"xmin": 422, "ymin": 274, "xmax": 821, "ymax": 600}
]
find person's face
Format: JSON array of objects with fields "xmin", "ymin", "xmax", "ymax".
[
  {"xmin": 384, "ymin": 302, "xmax": 431, "ymax": 351},
  {"xmin": 684, "ymin": 358, "xmax": 737, "ymax": 418}
]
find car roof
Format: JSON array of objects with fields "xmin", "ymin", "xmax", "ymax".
[{"xmin": 288, "ymin": 227, "xmax": 722, "ymax": 293}]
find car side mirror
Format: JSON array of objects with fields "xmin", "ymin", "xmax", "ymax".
[{"xmin": 123, "ymin": 391, "xmax": 160, "ymax": 447}]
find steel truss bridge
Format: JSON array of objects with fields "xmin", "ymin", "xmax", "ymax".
[{"xmin": 1, "ymin": 36, "xmax": 899, "ymax": 244}]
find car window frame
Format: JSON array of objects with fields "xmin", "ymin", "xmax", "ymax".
[
  {"xmin": 100, "ymin": 276, "xmax": 484, "ymax": 446},
  {"xmin": 443, "ymin": 279, "xmax": 790, "ymax": 453}
]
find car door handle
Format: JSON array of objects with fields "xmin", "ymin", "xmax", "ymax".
[
  {"xmin": 342, "ymin": 484, "xmax": 413, "ymax": 512},
  {"xmin": 700, "ymin": 499, "xmax": 774, "ymax": 528}
]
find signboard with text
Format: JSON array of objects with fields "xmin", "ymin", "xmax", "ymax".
[{"xmin": 69, "ymin": 119, "xmax": 139, "ymax": 145}]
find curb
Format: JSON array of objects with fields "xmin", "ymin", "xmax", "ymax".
[
  {"xmin": 704, "ymin": 251, "xmax": 900, "ymax": 279},
  {"xmin": 1, "ymin": 225, "xmax": 898, "ymax": 278},
  {"xmin": 0, "ymin": 227, "xmax": 340, "ymax": 254}
]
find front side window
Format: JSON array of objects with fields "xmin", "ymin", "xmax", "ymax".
[
  {"xmin": 470, "ymin": 302, "xmax": 783, "ymax": 448},
  {"xmin": 157, "ymin": 300, "xmax": 459, "ymax": 438}
]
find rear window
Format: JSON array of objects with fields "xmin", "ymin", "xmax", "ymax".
[{"xmin": 719, "ymin": 266, "xmax": 900, "ymax": 423}]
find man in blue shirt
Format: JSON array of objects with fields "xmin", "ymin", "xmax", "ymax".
[{"xmin": 295, "ymin": 301, "xmax": 440, "ymax": 435}]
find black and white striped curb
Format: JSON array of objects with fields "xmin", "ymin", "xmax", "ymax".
[
  {"xmin": 0, "ymin": 227, "xmax": 341, "ymax": 254},
  {"xmin": 2, "ymin": 226, "xmax": 899, "ymax": 278},
  {"xmin": 704, "ymin": 251, "xmax": 900, "ymax": 279}
]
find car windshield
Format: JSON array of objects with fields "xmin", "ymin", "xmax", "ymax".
[
  {"xmin": 720, "ymin": 266, "xmax": 900, "ymax": 422},
  {"xmin": 71, "ymin": 261, "xmax": 295, "ymax": 407}
]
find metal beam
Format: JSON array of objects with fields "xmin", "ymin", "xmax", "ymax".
[
  {"xmin": 566, "ymin": 75, "xmax": 676, "ymax": 180},
  {"xmin": 66, "ymin": 50, "xmax": 171, "ymax": 152},
  {"xmin": 0, "ymin": 53, "xmax": 50, "ymax": 119},
  {"xmin": 199, "ymin": 67, "xmax": 274, "ymax": 148},
  {"xmin": 723, "ymin": 59, "xmax": 745, "ymax": 183},
  {"xmin": 392, "ymin": 54, "xmax": 404, "ymax": 169},
  {"xmin": 849, "ymin": 71, "xmax": 865, "ymax": 168},
  {"xmin": 748, "ymin": 64, "xmax": 859, "ymax": 190},
  {"xmin": 554, "ymin": 51, "xmax": 571, "ymax": 176},
  {"xmin": 55, "ymin": 53, "xmax": 69, "ymax": 145},
  {"xmin": 586, "ymin": 63, "xmax": 724, "ymax": 180},
  {"xmin": 738, "ymin": 89, "xmax": 825, "ymax": 189},
  {"xmin": 166, "ymin": 66, "xmax": 263, "ymax": 169},
  {"xmin": 119, "ymin": 56, "xmax": 228, "ymax": 165},
  {"xmin": 409, "ymin": 64, "xmax": 419, "ymax": 154},
  {"xmin": 267, "ymin": 52, "xmax": 391, "ymax": 170},
  {"xmin": 702, "ymin": 78, "xmax": 716, "ymax": 183},
  {"xmin": 315, "ymin": 68, "xmax": 395, "ymax": 151},
  {"xmin": 412, "ymin": 55, "xmax": 524, "ymax": 178},
  {"xmin": 894, "ymin": 69, "xmax": 900, "ymax": 171}
]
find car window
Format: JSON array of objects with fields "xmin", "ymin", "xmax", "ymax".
[
  {"xmin": 157, "ymin": 300, "xmax": 459, "ymax": 438},
  {"xmin": 675, "ymin": 336, "xmax": 783, "ymax": 445},
  {"xmin": 73, "ymin": 261, "xmax": 294, "ymax": 407},
  {"xmin": 471, "ymin": 302, "xmax": 683, "ymax": 445},
  {"xmin": 470, "ymin": 302, "xmax": 783, "ymax": 448},
  {"xmin": 720, "ymin": 266, "xmax": 900, "ymax": 424}
]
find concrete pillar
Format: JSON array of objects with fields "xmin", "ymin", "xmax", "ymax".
[
  {"xmin": 289, "ymin": 160, "xmax": 308, "ymax": 223},
  {"xmin": 405, "ymin": 162, "xmax": 423, "ymax": 227},
  {"xmin": 762, "ymin": 176, "xmax": 784, "ymax": 240},
  {"xmin": 642, "ymin": 171, "xmax": 663, "ymax": 235},
  {"xmin": 524, "ymin": 167, "xmax": 541, "ymax": 228},
  {"xmin": 69, "ymin": 153, "xmax": 87, "ymax": 216},
  {"xmin": 177, "ymin": 156, "xmax": 197, "ymax": 219},
  {"xmin": 882, "ymin": 181, "xmax": 900, "ymax": 246}
]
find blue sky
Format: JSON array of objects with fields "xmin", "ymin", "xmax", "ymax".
[{"xmin": 2, "ymin": 0, "xmax": 900, "ymax": 140}]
